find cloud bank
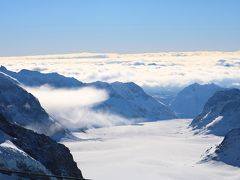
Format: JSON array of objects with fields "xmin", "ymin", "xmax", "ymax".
[
  {"xmin": 25, "ymin": 86, "xmax": 129, "ymax": 130},
  {"xmin": 1, "ymin": 51, "xmax": 240, "ymax": 89}
]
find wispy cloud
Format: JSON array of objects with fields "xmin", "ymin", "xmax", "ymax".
[{"xmin": 25, "ymin": 86, "xmax": 129, "ymax": 130}]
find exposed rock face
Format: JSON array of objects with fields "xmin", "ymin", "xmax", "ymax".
[
  {"xmin": 190, "ymin": 89, "xmax": 240, "ymax": 136},
  {"xmin": 0, "ymin": 114, "xmax": 83, "ymax": 179},
  {"xmin": 170, "ymin": 83, "xmax": 223, "ymax": 118},
  {"xmin": 1, "ymin": 66, "xmax": 176, "ymax": 121},
  {"xmin": 0, "ymin": 137, "xmax": 52, "ymax": 180},
  {"xmin": 203, "ymin": 128, "xmax": 240, "ymax": 167},
  {"xmin": 0, "ymin": 72, "xmax": 67, "ymax": 140}
]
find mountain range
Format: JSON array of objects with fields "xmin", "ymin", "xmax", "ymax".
[
  {"xmin": 0, "ymin": 66, "xmax": 176, "ymax": 121},
  {"xmin": 0, "ymin": 65, "xmax": 83, "ymax": 88},
  {"xmin": 1, "ymin": 65, "xmax": 240, "ymax": 174}
]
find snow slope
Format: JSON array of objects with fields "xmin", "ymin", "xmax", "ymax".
[
  {"xmin": 0, "ymin": 65, "xmax": 83, "ymax": 88},
  {"xmin": 90, "ymin": 81, "xmax": 176, "ymax": 120},
  {"xmin": 63, "ymin": 119, "xmax": 240, "ymax": 180},
  {"xmin": 0, "ymin": 72, "xmax": 66, "ymax": 139},
  {"xmin": 190, "ymin": 88, "xmax": 240, "ymax": 136}
]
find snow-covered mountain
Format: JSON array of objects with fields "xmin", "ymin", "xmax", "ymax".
[
  {"xmin": 170, "ymin": 83, "xmax": 223, "ymax": 118},
  {"xmin": 190, "ymin": 89, "xmax": 240, "ymax": 136},
  {"xmin": 0, "ymin": 66, "xmax": 176, "ymax": 121},
  {"xmin": 0, "ymin": 65, "xmax": 83, "ymax": 88},
  {"xmin": 203, "ymin": 128, "xmax": 240, "ymax": 167},
  {"xmin": 0, "ymin": 114, "xmax": 83, "ymax": 179},
  {"xmin": 0, "ymin": 72, "xmax": 67, "ymax": 140},
  {"xmin": 89, "ymin": 81, "xmax": 176, "ymax": 120}
]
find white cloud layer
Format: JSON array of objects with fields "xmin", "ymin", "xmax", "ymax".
[
  {"xmin": 26, "ymin": 86, "xmax": 109, "ymax": 108},
  {"xmin": 1, "ymin": 51, "xmax": 239, "ymax": 89},
  {"xmin": 25, "ymin": 86, "xmax": 129, "ymax": 130}
]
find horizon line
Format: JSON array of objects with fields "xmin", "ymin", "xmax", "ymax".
[{"xmin": 0, "ymin": 49, "xmax": 240, "ymax": 58}]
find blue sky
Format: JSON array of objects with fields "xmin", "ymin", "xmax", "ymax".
[{"xmin": 0, "ymin": 0, "xmax": 240, "ymax": 56}]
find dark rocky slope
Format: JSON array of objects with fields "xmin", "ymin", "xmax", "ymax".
[
  {"xmin": 203, "ymin": 128, "xmax": 240, "ymax": 167},
  {"xmin": 0, "ymin": 72, "xmax": 67, "ymax": 140},
  {"xmin": 0, "ymin": 114, "xmax": 83, "ymax": 179},
  {"xmin": 190, "ymin": 89, "xmax": 240, "ymax": 136}
]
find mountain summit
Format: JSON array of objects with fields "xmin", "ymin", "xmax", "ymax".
[
  {"xmin": 0, "ymin": 65, "xmax": 83, "ymax": 88},
  {"xmin": 170, "ymin": 83, "xmax": 223, "ymax": 118}
]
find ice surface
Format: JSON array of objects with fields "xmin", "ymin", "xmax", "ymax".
[{"xmin": 63, "ymin": 119, "xmax": 240, "ymax": 180}]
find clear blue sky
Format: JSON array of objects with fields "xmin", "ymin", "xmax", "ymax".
[{"xmin": 0, "ymin": 0, "xmax": 240, "ymax": 56}]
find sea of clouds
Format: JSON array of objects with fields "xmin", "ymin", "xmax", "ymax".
[{"xmin": 1, "ymin": 51, "xmax": 240, "ymax": 89}]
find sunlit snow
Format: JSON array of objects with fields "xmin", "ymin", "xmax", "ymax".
[{"xmin": 63, "ymin": 119, "xmax": 240, "ymax": 180}]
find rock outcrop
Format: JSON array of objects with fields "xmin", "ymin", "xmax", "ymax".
[
  {"xmin": 0, "ymin": 114, "xmax": 83, "ymax": 179},
  {"xmin": 190, "ymin": 89, "xmax": 240, "ymax": 136},
  {"xmin": 203, "ymin": 128, "xmax": 240, "ymax": 167}
]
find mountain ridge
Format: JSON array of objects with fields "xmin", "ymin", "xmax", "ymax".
[
  {"xmin": 170, "ymin": 82, "xmax": 223, "ymax": 118},
  {"xmin": 0, "ymin": 72, "xmax": 67, "ymax": 140},
  {"xmin": 190, "ymin": 88, "xmax": 240, "ymax": 136},
  {"xmin": 0, "ymin": 66, "xmax": 177, "ymax": 121}
]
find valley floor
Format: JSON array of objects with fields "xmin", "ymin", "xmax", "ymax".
[{"xmin": 62, "ymin": 119, "xmax": 240, "ymax": 180}]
